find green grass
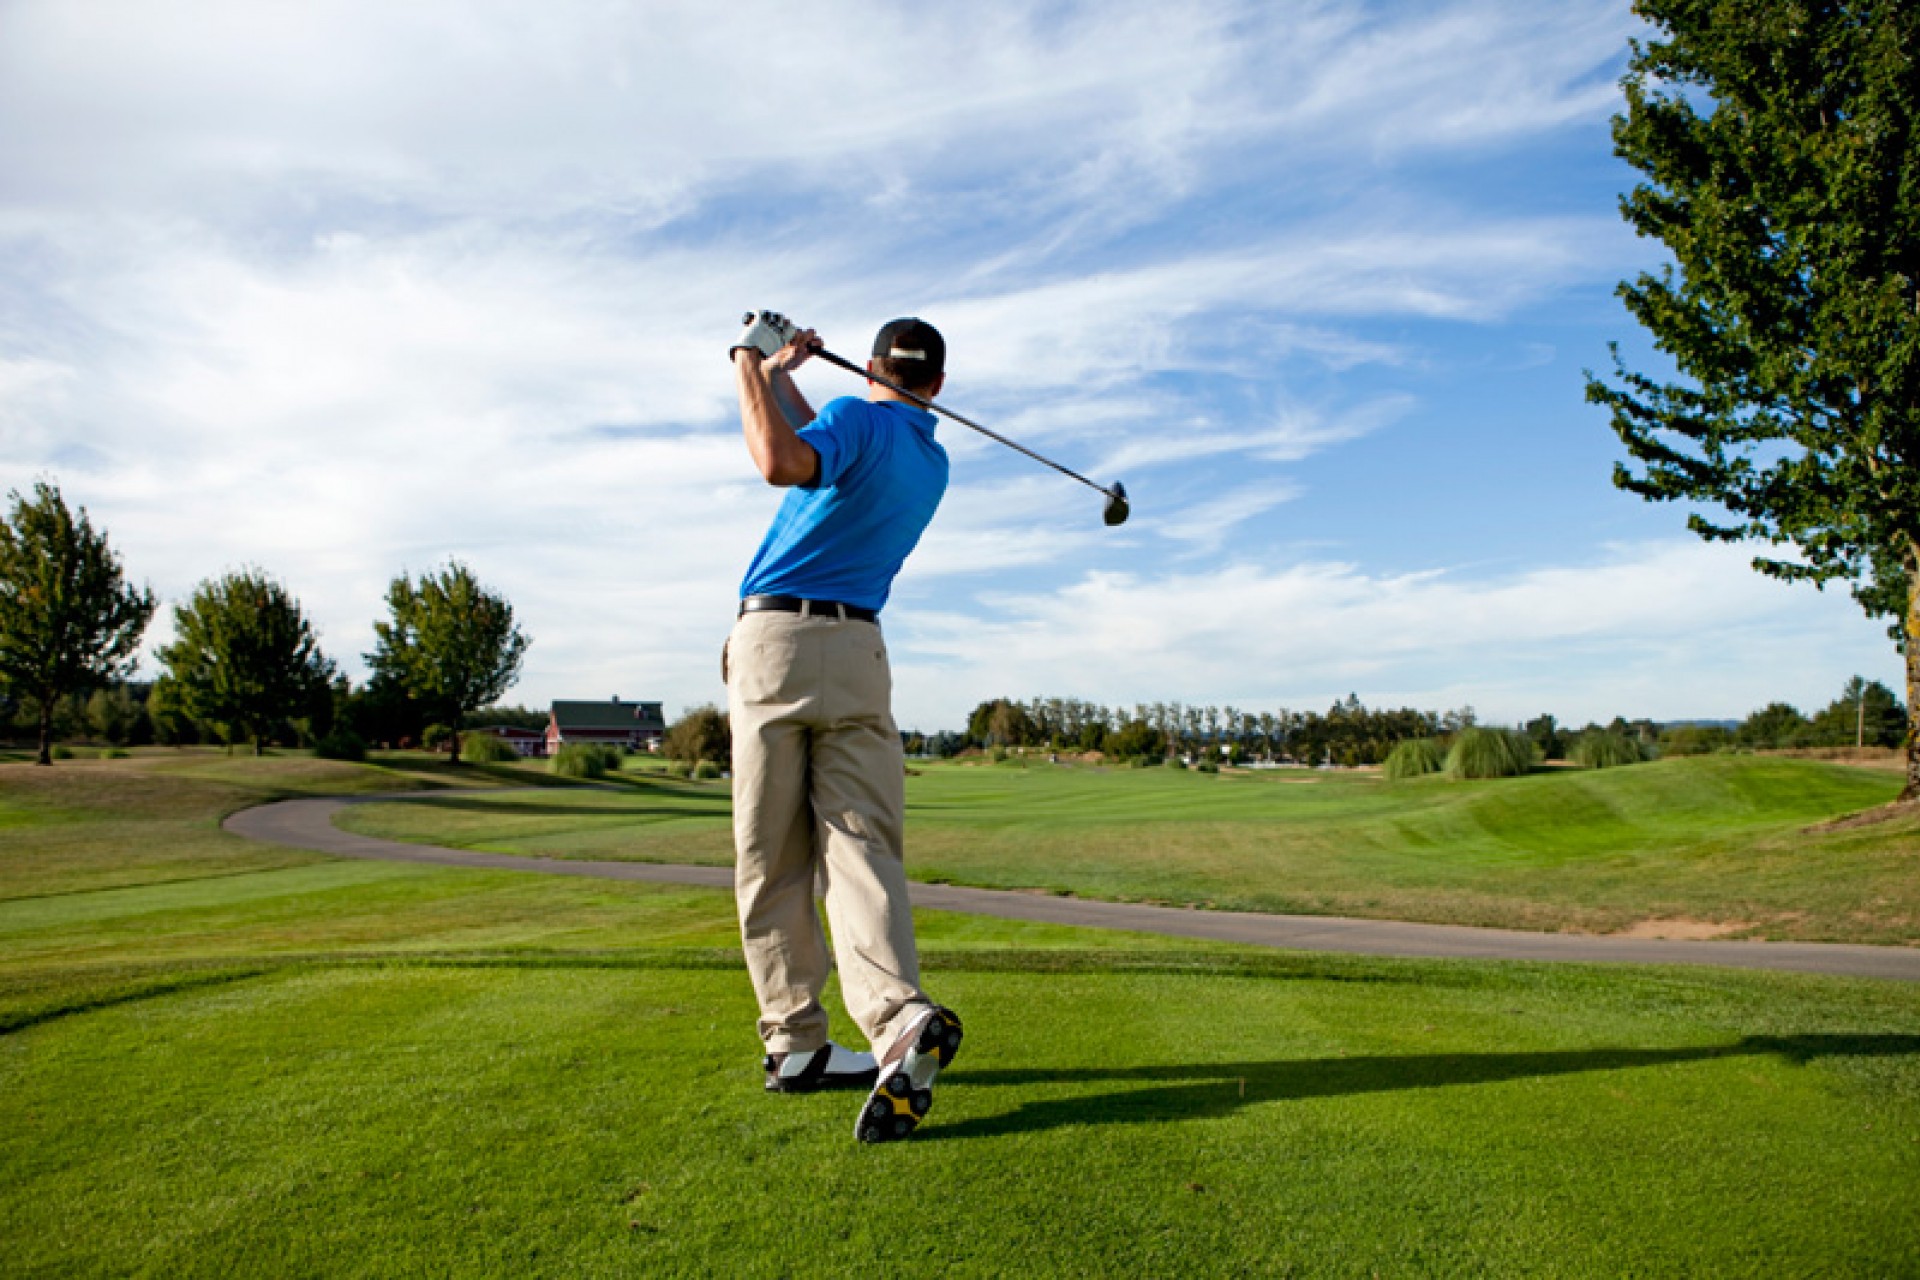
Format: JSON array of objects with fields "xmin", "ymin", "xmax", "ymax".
[
  {"xmin": 340, "ymin": 754, "xmax": 1918, "ymax": 943},
  {"xmin": 5, "ymin": 755, "xmax": 1920, "ymax": 1276}
]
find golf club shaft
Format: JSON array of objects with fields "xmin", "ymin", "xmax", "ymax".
[{"xmin": 808, "ymin": 346, "xmax": 1118, "ymax": 500}]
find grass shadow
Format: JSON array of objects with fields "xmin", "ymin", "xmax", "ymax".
[{"xmin": 925, "ymin": 1035, "xmax": 1920, "ymax": 1141}]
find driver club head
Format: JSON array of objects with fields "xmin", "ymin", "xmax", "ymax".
[{"xmin": 1103, "ymin": 482, "xmax": 1130, "ymax": 527}]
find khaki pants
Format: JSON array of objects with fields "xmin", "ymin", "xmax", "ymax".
[{"xmin": 725, "ymin": 609, "xmax": 929, "ymax": 1056}]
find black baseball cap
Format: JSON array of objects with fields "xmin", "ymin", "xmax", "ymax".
[{"xmin": 871, "ymin": 317, "xmax": 945, "ymax": 377}]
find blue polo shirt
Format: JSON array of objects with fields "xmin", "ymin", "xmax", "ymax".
[{"xmin": 740, "ymin": 396, "xmax": 949, "ymax": 613}]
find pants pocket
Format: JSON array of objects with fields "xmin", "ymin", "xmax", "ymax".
[{"xmin": 738, "ymin": 637, "xmax": 806, "ymax": 705}]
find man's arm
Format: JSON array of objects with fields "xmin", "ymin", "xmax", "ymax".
[{"xmin": 735, "ymin": 331, "xmax": 821, "ymax": 487}]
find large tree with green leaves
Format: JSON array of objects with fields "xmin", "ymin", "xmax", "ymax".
[
  {"xmin": 1586, "ymin": 0, "xmax": 1920, "ymax": 800},
  {"xmin": 367, "ymin": 561, "xmax": 530, "ymax": 764},
  {"xmin": 0, "ymin": 482, "xmax": 156, "ymax": 765},
  {"xmin": 158, "ymin": 570, "xmax": 336, "ymax": 755}
]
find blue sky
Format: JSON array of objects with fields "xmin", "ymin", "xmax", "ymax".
[{"xmin": 0, "ymin": 0, "xmax": 1897, "ymax": 731}]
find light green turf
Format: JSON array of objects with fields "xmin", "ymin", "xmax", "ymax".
[
  {"xmin": 4, "ymin": 756, "xmax": 1919, "ymax": 1276},
  {"xmin": 339, "ymin": 755, "xmax": 1918, "ymax": 942}
]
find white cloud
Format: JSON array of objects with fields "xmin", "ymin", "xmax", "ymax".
[{"xmin": 885, "ymin": 540, "xmax": 1901, "ymax": 728}]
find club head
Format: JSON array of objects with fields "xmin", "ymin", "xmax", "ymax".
[{"xmin": 1103, "ymin": 482, "xmax": 1130, "ymax": 527}]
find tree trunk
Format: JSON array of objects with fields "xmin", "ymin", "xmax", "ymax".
[
  {"xmin": 1905, "ymin": 555, "xmax": 1919, "ymax": 802},
  {"xmin": 35, "ymin": 695, "xmax": 53, "ymax": 766}
]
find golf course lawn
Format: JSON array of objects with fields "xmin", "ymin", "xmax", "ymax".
[
  {"xmin": 3, "ymin": 755, "xmax": 1919, "ymax": 1276},
  {"xmin": 337, "ymin": 753, "xmax": 1920, "ymax": 943}
]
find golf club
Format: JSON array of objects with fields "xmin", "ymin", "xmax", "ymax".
[{"xmin": 744, "ymin": 314, "xmax": 1130, "ymax": 526}]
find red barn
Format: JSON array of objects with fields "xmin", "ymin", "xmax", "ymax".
[{"xmin": 547, "ymin": 697, "xmax": 667, "ymax": 754}]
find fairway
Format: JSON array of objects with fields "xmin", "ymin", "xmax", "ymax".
[
  {"xmin": 338, "ymin": 754, "xmax": 1920, "ymax": 943},
  {"xmin": 3, "ymin": 755, "xmax": 1919, "ymax": 1276}
]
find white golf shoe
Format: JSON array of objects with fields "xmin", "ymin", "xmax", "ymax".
[{"xmin": 763, "ymin": 1041, "xmax": 878, "ymax": 1094}]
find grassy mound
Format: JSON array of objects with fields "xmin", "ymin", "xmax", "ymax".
[
  {"xmin": 1384, "ymin": 737, "xmax": 1446, "ymax": 780},
  {"xmin": 1445, "ymin": 727, "xmax": 1537, "ymax": 779}
]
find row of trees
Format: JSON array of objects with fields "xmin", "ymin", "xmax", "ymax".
[
  {"xmin": 0, "ymin": 481, "xmax": 529, "ymax": 764},
  {"xmin": 943, "ymin": 679, "xmax": 1907, "ymax": 768}
]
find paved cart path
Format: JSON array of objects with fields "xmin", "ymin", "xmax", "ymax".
[{"xmin": 224, "ymin": 794, "xmax": 1920, "ymax": 983}]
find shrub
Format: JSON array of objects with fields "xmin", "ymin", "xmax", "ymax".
[
  {"xmin": 313, "ymin": 730, "xmax": 368, "ymax": 762},
  {"xmin": 422, "ymin": 723, "xmax": 453, "ymax": 751},
  {"xmin": 460, "ymin": 732, "xmax": 520, "ymax": 764},
  {"xmin": 1657, "ymin": 725, "xmax": 1730, "ymax": 757},
  {"xmin": 1445, "ymin": 727, "xmax": 1537, "ymax": 780},
  {"xmin": 52, "ymin": 745, "xmax": 74, "ymax": 760},
  {"xmin": 102, "ymin": 747, "xmax": 130, "ymax": 759},
  {"xmin": 664, "ymin": 759, "xmax": 692, "ymax": 778},
  {"xmin": 1570, "ymin": 731, "xmax": 1646, "ymax": 769},
  {"xmin": 692, "ymin": 760, "xmax": 723, "ymax": 780},
  {"xmin": 1384, "ymin": 737, "xmax": 1446, "ymax": 780},
  {"xmin": 1195, "ymin": 760, "xmax": 1219, "ymax": 774},
  {"xmin": 665, "ymin": 705, "xmax": 730, "ymax": 766},
  {"xmin": 550, "ymin": 743, "xmax": 607, "ymax": 779}
]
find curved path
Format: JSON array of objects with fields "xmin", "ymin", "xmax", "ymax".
[{"xmin": 224, "ymin": 795, "xmax": 1920, "ymax": 983}]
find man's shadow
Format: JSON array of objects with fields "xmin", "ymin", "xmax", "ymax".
[{"xmin": 921, "ymin": 1034, "xmax": 1920, "ymax": 1141}]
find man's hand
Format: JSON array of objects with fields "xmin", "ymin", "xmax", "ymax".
[
  {"xmin": 732, "ymin": 310, "xmax": 798, "ymax": 362},
  {"xmin": 767, "ymin": 327, "xmax": 819, "ymax": 374}
]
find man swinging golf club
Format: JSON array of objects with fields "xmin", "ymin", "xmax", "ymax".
[{"xmin": 725, "ymin": 310, "xmax": 964, "ymax": 1143}]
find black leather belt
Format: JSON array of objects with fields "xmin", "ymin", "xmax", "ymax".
[{"xmin": 739, "ymin": 594, "xmax": 879, "ymax": 624}]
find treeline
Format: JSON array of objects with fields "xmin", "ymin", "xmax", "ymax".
[
  {"xmin": 931, "ymin": 695, "xmax": 1467, "ymax": 767},
  {"xmin": 0, "ymin": 480, "xmax": 529, "ymax": 764},
  {"xmin": 922, "ymin": 678, "xmax": 1907, "ymax": 766}
]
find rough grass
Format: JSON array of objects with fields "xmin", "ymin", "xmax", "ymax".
[
  {"xmin": 1571, "ymin": 731, "xmax": 1647, "ymax": 769},
  {"xmin": 1384, "ymin": 736, "xmax": 1446, "ymax": 780},
  {"xmin": 341, "ymin": 754, "xmax": 1918, "ymax": 944},
  {"xmin": 1446, "ymin": 726, "xmax": 1538, "ymax": 779}
]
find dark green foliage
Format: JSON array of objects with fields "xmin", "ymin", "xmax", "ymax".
[
  {"xmin": 366, "ymin": 561, "xmax": 530, "ymax": 765},
  {"xmin": 158, "ymin": 570, "xmax": 335, "ymax": 757},
  {"xmin": 1810, "ymin": 676, "xmax": 1908, "ymax": 748},
  {"xmin": 313, "ymin": 730, "xmax": 368, "ymax": 762},
  {"xmin": 1571, "ymin": 731, "xmax": 1649, "ymax": 769},
  {"xmin": 1525, "ymin": 714, "xmax": 1565, "ymax": 761},
  {"xmin": 1445, "ymin": 728, "xmax": 1537, "ymax": 780},
  {"xmin": 664, "ymin": 704, "xmax": 730, "ymax": 766},
  {"xmin": 467, "ymin": 703, "xmax": 548, "ymax": 731},
  {"xmin": 1103, "ymin": 718, "xmax": 1163, "ymax": 760},
  {"xmin": 691, "ymin": 760, "xmax": 723, "ymax": 780},
  {"xmin": 1739, "ymin": 702, "xmax": 1813, "ymax": 749},
  {"xmin": 1586, "ymin": 0, "xmax": 1920, "ymax": 797},
  {"xmin": 1384, "ymin": 737, "xmax": 1446, "ymax": 780},
  {"xmin": 0, "ymin": 482, "xmax": 156, "ymax": 764},
  {"xmin": 421, "ymin": 723, "xmax": 452, "ymax": 751}
]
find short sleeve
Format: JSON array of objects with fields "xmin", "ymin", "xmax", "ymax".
[{"xmin": 794, "ymin": 398, "xmax": 870, "ymax": 490}]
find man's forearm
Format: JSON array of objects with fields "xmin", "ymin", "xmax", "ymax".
[{"xmin": 735, "ymin": 353, "xmax": 820, "ymax": 486}]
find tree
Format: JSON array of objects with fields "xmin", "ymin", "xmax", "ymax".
[
  {"xmin": 664, "ymin": 704, "xmax": 731, "ymax": 766},
  {"xmin": 159, "ymin": 570, "xmax": 336, "ymax": 755},
  {"xmin": 1585, "ymin": 1, "xmax": 1920, "ymax": 799},
  {"xmin": 0, "ymin": 482, "xmax": 155, "ymax": 764},
  {"xmin": 366, "ymin": 562, "xmax": 530, "ymax": 764},
  {"xmin": 1810, "ymin": 676, "xmax": 1908, "ymax": 748},
  {"xmin": 1738, "ymin": 701, "xmax": 1811, "ymax": 749}
]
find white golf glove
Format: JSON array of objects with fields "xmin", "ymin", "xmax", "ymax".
[{"xmin": 732, "ymin": 310, "xmax": 798, "ymax": 362}]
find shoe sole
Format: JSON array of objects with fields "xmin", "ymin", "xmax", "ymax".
[{"xmin": 855, "ymin": 1007, "xmax": 963, "ymax": 1144}]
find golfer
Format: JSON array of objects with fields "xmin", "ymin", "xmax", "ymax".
[{"xmin": 724, "ymin": 312, "xmax": 964, "ymax": 1144}]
